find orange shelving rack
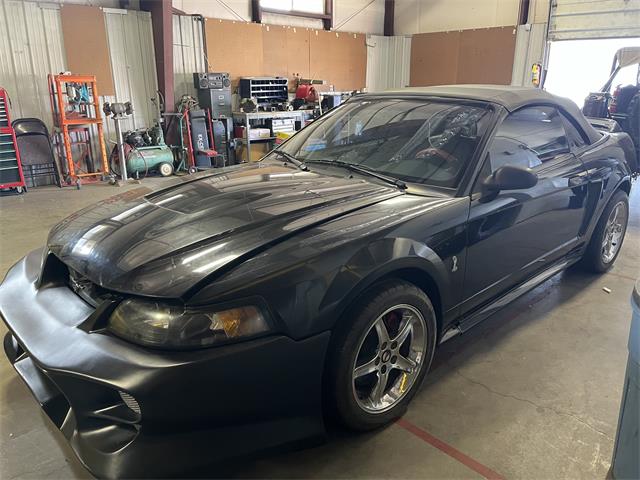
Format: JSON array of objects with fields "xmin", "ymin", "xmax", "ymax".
[{"xmin": 48, "ymin": 74, "xmax": 109, "ymax": 188}]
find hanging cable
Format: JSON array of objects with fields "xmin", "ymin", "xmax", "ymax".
[
  {"xmin": 334, "ymin": 0, "xmax": 377, "ymax": 30},
  {"xmin": 214, "ymin": 0, "xmax": 248, "ymax": 22}
]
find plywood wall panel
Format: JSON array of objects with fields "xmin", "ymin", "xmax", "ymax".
[
  {"xmin": 205, "ymin": 19, "xmax": 365, "ymax": 92},
  {"xmin": 205, "ymin": 18, "xmax": 264, "ymax": 87},
  {"xmin": 410, "ymin": 26, "xmax": 516, "ymax": 87},
  {"xmin": 285, "ymin": 27, "xmax": 310, "ymax": 80},
  {"xmin": 262, "ymin": 25, "xmax": 289, "ymax": 78},
  {"xmin": 309, "ymin": 30, "xmax": 366, "ymax": 91},
  {"xmin": 60, "ymin": 4, "xmax": 114, "ymax": 95},
  {"xmin": 457, "ymin": 27, "xmax": 516, "ymax": 84},
  {"xmin": 410, "ymin": 31, "xmax": 460, "ymax": 86}
]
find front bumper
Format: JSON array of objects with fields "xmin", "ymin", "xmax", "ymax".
[{"xmin": 1, "ymin": 249, "xmax": 330, "ymax": 478}]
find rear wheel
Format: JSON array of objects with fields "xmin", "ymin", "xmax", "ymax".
[
  {"xmin": 327, "ymin": 280, "xmax": 437, "ymax": 431},
  {"xmin": 581, "ymin": 190, "xmax": 629, "ymax": 272}
]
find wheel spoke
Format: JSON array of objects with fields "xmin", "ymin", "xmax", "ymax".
[
  {"xmin": 374, "ymin": 317, "xmax": 391, "ymax": 346},
  {"xmin": 394, "ymin": 354, "xmax": 417, "ymax": 373},
  {"xmin": 352, "ymin": 304, "xmax": 429, "ymax": 414},
  {"xmin": 354, "ymin": 357, "xmax": 378, "ymax": 379},
  {"xmin": 602, "ymin": 201, "xmax": 627, "ymax": 262},
  {"xmin": 392, "ymin": 315, "xmax": 413, "ymax": 346},
  {"xmin": 370, "ymin": 369, "xmax": 389, "ymax": 405}
]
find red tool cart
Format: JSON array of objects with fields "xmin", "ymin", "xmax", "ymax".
[{"xmin": 0, "ymin": 88, "xmax": 27, "ymax": 194}]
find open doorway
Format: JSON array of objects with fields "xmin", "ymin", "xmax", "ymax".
[{"xmin": 544, "ymin": 38, "xmax": 640, "ymax": 107}]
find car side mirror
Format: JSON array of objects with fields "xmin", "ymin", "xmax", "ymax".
[{"xmin": 482, "ymin": 165, "xmax": 538, "ymax": 195}]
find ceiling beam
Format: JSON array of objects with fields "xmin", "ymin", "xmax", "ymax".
[{"xmin": 384, "ymin": 0, "xmax": 394, "ymax": 36}]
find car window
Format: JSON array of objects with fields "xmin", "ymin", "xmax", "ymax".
[
  {"xmin": 277, "ymin": 98, "xmax": 492, "ymax": 189},
  {"xmin": 484, "ymin": 106, "xmax": 571, "ymax": 173}
]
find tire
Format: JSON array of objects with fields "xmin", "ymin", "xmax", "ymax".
[
  {"xmin": 581, "ymin": 190, "xmax": 629, "ymax": 273},
  {"xmin": 158, "ymin": 162, "xmax": 174, "ymax": 177},
  {"xmin": 327, "ymin": 280, "xmax": 438, "ymax": 431}
]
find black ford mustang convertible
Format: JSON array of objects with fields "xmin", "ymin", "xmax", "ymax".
[{"xmin": 1, "ymin": 86, "xmax": 637, "ymax": 478}]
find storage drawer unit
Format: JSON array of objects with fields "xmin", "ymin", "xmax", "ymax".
[{"xmin": 239, "ymin": 77, "xmax": 288, "ymax": 109}]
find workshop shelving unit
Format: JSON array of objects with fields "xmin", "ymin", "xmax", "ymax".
[
  {"xmin": 232, "ymin": 110, "xmax": 313, "ymax": 161},
  {"xmin": 48, "ymin": 74, "xmax": 109, "ymax": 188},
  {"xmin": 0, "ymin": 88, "xmax": 26, "ymax": 193},
  {"xmin": 239, "ymin": 77, "xmax": 289, "ymax": 109}
]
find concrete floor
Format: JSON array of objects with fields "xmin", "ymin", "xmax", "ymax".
[{"xmin": 0, "ymin": 180, "xmax": 638, "ymax": 479}]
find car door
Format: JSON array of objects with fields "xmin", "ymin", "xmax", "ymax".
[{"xmin": 460, "ymin": 106, "xmax": 590, "ymax": 314}]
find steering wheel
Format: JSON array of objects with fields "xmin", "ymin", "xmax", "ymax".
[{"xmin": 414, "ymin": 147, "xmax": 459, "ymax": 165}]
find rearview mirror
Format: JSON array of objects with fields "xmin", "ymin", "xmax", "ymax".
[{"xmin": 482, "ymin": 165, "xmax": 538, "ymax": 194}]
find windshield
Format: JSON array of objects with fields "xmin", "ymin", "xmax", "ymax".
[{"xmin": 276, "ymin": 97, "xmax": 492, "ymax": 188}]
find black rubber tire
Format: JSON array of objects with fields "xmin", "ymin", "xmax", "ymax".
[
  {"xmin": 581, "ymin": 190, "xmax": 629, "ymax": 273},
  {"xmin": 326, "ymin": 279, "xmax": 438, "ymax": 431}
]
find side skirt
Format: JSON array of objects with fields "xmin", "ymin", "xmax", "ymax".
[{"xmin": 439, "ymin": 251, "xmax": 582, "ymax": 344}]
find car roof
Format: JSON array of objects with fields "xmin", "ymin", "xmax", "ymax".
[{"xmin": 367, "ymin": 84, "xmax": 601, "ymax": 144}]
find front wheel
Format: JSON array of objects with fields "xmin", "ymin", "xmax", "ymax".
[
  {"xmin": 327, "ymin": 280, "xmax": 437, "ymax": 431},
  {"xmin": 581, "ymin": 190, "xmax": 629, "ymax": 273}
]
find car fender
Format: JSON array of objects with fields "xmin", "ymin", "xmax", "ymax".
[{"xmin": 321, "ymin": 236, "xmax": 450, "ymax": 331}]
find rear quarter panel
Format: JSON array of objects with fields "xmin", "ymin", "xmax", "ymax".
[{"xmin": 578, "ymin": 132, "xmax": 633, "ymax": 238}]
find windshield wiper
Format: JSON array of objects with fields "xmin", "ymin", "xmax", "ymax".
[
  {"xmin": 304, "ymin": 159, "xmax": 407, "ymax": 190},
  {"xmin": 273, "ymin": 150, "xmax": 308, "ymax": 171}
]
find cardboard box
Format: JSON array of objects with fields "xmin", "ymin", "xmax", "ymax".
[
  {"xmin": 237, "ymin": 141, "xmax": 270, "ymax": 162},
  {"xmin": 248, "ymin": 128, "xmax": 271, "ymax": 140}
]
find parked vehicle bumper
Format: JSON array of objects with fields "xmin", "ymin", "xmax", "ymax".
[{"xmin": 0, "ymin": 249, "xmax": 329, "ymax": 478}]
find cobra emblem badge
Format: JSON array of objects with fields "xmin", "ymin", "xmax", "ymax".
[{"xmin": 451, "ymin": 255, "xmax": 458, "ymax": 272}]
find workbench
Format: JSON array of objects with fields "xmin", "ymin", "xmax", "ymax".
[{"xmin": 232, "ymin": 110, "xmax": 313, "ymax": 161}]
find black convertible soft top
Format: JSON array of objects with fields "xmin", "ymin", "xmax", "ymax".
[{"xmin": 376, "ymin": 84, "xmax": 602, "ymax": 144}]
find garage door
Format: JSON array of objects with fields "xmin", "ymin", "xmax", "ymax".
[{"xmin": 549, "ymin": 0, "xmax": 640, "ymax": 40}]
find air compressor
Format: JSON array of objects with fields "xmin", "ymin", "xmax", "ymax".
[
  {"xmin": 104, "ymin": 98, "xmax": 175, "ymax": 178},
  {"xmin": 120, "ymin": 122, "xmax": 174, "ymax": 177}
]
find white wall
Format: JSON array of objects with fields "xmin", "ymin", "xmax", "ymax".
[
  {"xmin": 173, "ymin": 0, "xmax": 385, "ymax": 34},
  {"xmin": 394, "ymin": 0, "xmax": 520, "ymax": 35},
  {"xmin": 366, "ymin": 35, "xmax": 411, "ymax": 92}
]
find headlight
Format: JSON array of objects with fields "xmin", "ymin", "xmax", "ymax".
[{"xmin": 107, "ymin": 298, "xmax": 270, "ymax": 349}]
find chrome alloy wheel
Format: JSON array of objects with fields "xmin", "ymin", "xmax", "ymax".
[
  {"xmin": 352, "ymin": 304, "xmax": 427, "ymax": 413},
  {"xmin": 602, "ymin": 201, "xmax": 627, "ymax": 263}
]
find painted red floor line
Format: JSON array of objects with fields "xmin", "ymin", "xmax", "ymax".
[{"xmin": 396, "ymin": 418, "xmax": 505, "ymax": 480}]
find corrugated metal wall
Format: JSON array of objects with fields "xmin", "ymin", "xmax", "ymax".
[
  {"xmin": 365, "ymin": 35, "xmax": 411, "ymax": 92},
  {"xmin": 173, "ymin": 14, "xmax": 206, "ymax": 101},
  {"xmin": 0, "ymin": 1, "xmax": 158, "ymax": 142},
  {"xmin": 103, "ymin": 8, "xmax": 158, "ymax": 135},
  {"xmin": 0, "ymin": 0, "xmax": 67, "ymax": 130},
  {"xmin": 511, "ymin": 23, "xmax": 547, "ymax": 87}
]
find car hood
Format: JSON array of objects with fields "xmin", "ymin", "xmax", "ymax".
[{"xmin": 47, "ymin": 161, "xmax": 403, "ymax": 298}]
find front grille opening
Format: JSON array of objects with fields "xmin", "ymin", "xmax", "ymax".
[{"xmin": 67, "ymin": 268, "xmax": 109, "ymax": 307}]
